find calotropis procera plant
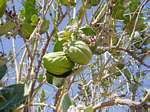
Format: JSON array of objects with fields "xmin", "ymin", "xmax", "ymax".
[{"xmin": 0, "ymin": 0, "xmax": 150, "ymax": 112}]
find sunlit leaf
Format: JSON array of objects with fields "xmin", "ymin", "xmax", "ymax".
[
  {"xmin": 0, "ymin": 0, "xmax": 6, "ymax": 18},
  {"xmin": 59, "ymin": 0, "xmax": 76, "ymax": 7},
  {"xmin": 23, "ymin": 0, "xmax": 38, "ymax": 23},
  {"xmin": 85, "ymin": 105, "xmax": 93, "ymax": 112},
  {"xmin": 53, "ymin": 39, "xmax": 65, "ymax": 52},
  {"xmin": 31, "ymin": 14, "xmax": 38, "ymax": 26},
  {"xmin": 80, "ymin": 26, "xmax": 96, "ymax": 36}
]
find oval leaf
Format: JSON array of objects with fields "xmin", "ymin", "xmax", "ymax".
[
  {"xmin": 0, "ymin": 84, "xmax": 26, "ymax": 111},
  {"xmin": 60, "ymin": 92, "xmax": 73, "ymax": 112}
]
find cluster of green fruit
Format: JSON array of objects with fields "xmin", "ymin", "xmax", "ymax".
[{"xmin": 42, "ymin": 41, "xmax": 92, "ymax": 77}]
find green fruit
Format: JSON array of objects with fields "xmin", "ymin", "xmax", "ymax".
[
  {"xmin": 0, "ymin": 0, "xmax": 6, "ymax": 18},
  {"xmin": 43, "ymin": 52, "xmax": 74, "ymax": 75},
  {"xmin": 67, "ymin": 41, "xmax": 92, "ymax": 65}
]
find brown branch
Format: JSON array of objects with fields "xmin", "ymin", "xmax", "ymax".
[
  {"xmin": 54, "ymin": 87, "xmax": 64, "ymax": 112},
  {"xmin": 93, "ymin": 98, "xmax": 150, "ymax": 112},
  {"xmin": 142, "ymin": 91, "xmax": 150, "ymax": 103},
  {"xmin": 96, "ymin": 46, "xmax": 150, "ymax": 68},
  {"xmin": 29, "ymin": 10, "xmax": 68, "ymax": 98}
]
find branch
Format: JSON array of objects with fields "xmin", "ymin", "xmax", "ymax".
[
  {"xmin": 127, "ymin": 0, "xmax": 149, "ymax": 48},
  {"xmin": 142, "ymin": 91, "xmax": 150, "ymax": 103},
  {"xmin": 96, "ymin": 46, "xmax": 150, "ymax": 68},
  {"xmin": 29, "ymin": 8, "xmax": 68, "ymax": 98},
  {"xmin": 12, "ymin": 38, "xmax": 19, "ymax": 83},
  {"xmin": 93, "ymin": 98, "xmax": 150, "ymax": 112}
]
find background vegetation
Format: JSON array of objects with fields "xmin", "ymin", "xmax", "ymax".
[{"xmin": 0, "ymin": 0, "xmax": 150, "ymax": 112}]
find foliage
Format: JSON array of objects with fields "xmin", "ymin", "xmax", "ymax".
[{"xmin": 0, "ymin": 0, "xmax": 149, "ymax": 112}]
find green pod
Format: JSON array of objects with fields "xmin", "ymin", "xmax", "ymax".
[
  {"xmin": 67, "ymin": 41, "xmax": 92, "ymax": 65},
  {"xmin": 43, "ymin": 52, "xmax": 74, "ymax": 75}
]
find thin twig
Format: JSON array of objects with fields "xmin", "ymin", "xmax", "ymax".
[
  {"xmin": 12, "ymin": 38, "xmax": 19, "ymax": 83},
  {"xmin": 29, "ymin": 9, "xmax": 68, "ymax": 98},
  {"xmin": 18, "ymin": 48, "xmax": 27, "ymax": 81}
]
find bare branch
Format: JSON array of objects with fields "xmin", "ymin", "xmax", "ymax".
[
  {"xmin": 93, "ymin": 98, "xmax": 150, "ymax": 112},
  {"xmin": 12, "ymin": 38, "xmax": 19, "ymax": 83}
]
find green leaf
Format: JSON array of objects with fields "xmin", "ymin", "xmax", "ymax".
[
  {"xmin": 85, "ymin": 105, "xmax": 93, "ymax": 112},
  {"xmin": 53, "ymin": 39, "xmax": 65, "ymax": 52},
  {"xmin": 60, "ymin": 31, "xmax": 72, "ymax": 40},
  {"xmin": 59, "ymin": 0, "xmax": 76, "ymax": 7},
  {"xmin": 0, "ymin": 19, "xmax": 16, "ymax": 36},
  {"xmin": 134, "ymin": 39, "xmax": 142, "ymax": 49},
  {"xmin": 0, "ymin": 0, "xmax": 6, "ymax": 18},
  {"xmin": 128, "ymin": 0, "xmax": 140, "ymax": 12},
  {"xmin": 31, "ymin": 14, "xmax": 38, "ymax": 26},
  {"xmin": 123, "ymin": 68, "xmax": 132, "ymax": 83},
  {"xmin": 0, "ymin": 64, "xmax": 7, "ymax": 80},
  {"xmin": 19, "ymin": 22, "xmax": 34, "ymax": 39},
  {"xmin": 80, "ymin": 26, "xmax": 96, "ymax": 36},
  {"xmin": 22, "ymin": 0, "xmax": 38, "ymax": 23},
  {"xmin": 37, "ymin": 74, "xmax": 45, "ymax": 83},
  {"xmin": 46, "ymin": 71, "xmax": 66, "ymax": 87},
  {"xmin": 45, "ymin": 71, "xmax": 53, "ymax": 84},
  {"xmin": 112, "ymin": 0, "xmax": 125, "ymax": 20},
  {"xmin": 40, "ymin": 20, "xmax": 50, "ymax": 34},
  {"xmin": 0, "ymin": 84, "xmax": 26, "ymax": 111},
  {"xmin": 114, "ymin": 71, "xmax": 122, "ymax": 76},
  {"xmin": 117, "ymin": 63, "xmax": 125, "ymax": 70},
  {"xmin": 87, "ymin": 0, "xmax": 100, "ymax": 8},
  {"xmin": 40, "ymin": 90, "xmax": 45, "ymax": 103},
  {"xmin": 143, "ymin": 38, "xmax": 150, "ymax": 45},
  {"xmin": 60, "ymin": 92, "xmax": 73, "ymax": 112}
]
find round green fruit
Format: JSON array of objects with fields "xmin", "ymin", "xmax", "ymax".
[
  {"xmin": 67, "ymin": 41, "xmax": 92, "ymax": 65},
  {"xmin": 42, "ymin": 52, "xmax": 74, "ymax": 75}
]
